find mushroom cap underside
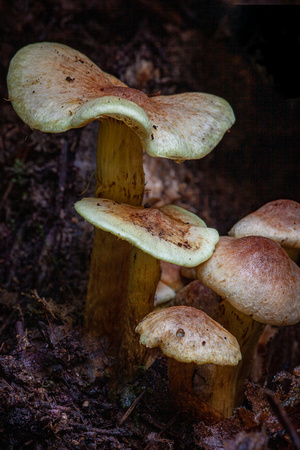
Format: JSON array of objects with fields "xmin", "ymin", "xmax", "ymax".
[
  {"xmin": 74, "ymin": 197, "xmax": 219, "ymax": 267},
  {"xmin": 196, "ymin": 236, "xmax": 300, "ymax": 326},
  {"xmin": 7, "ymin": 42, "xmax": 235, "ymax": 161},
  {"xmin": 135, "ymin": 306, "xmax": 241, "ymax": 366}
]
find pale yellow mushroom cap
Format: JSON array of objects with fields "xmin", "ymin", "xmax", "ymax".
[
  {"xmin": 135, "ymin": 306, "xmax": 241, "ymax": 366},
  {"xmin": 7, "ymin": 42, "xmax": 235, "ymax": 162},
  {"xmin": 74, "ymin": 198, "xmax": 219, "ymax": 267},
  {"xmin": 229, "ymin": 199, "xmax": 300, "ymax": 250},
  {"xmin": 196, "ymin": 236, "xmax": 300, "ymax": 326}
]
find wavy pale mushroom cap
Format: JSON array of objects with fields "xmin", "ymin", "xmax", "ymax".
[
  {"xmin": 229, "ymin": 199, "xmax": 300, "ymax": 250},
  {"xmin": 196, "ymin": 236, "xmax": 300, "ymax": 326},
  {"xmin": 74, "ymin": 198, "xmax": 219, "ymax": 267},
  {"xmin": 135, "ymin": 306, "xmax": 241, "ymax": 365},
  {"xmin": 7, "ymin": 42, "xmax": 235, "ymax": 162}
]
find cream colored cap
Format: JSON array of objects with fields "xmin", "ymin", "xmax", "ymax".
[
  {"xmin": 135, "ymin": 306, "xmax": 241, "ymax": 365},
  {"xmin": 7, "ymin": 42, "xmax": 235, "ymax": 162},
  {"xmin": 196, "ymin": 236, "xmax": 300, "ymax": 326},
  {"xmin": 74, "ymin": 198, "xmax": 219, "ymax": 267},
  {"xmin": 229, "ymin": 199, "xmax": 300, "ymax": 250}
]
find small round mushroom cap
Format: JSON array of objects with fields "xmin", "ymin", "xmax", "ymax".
[
  {"xmin": 196, "ymin": 236, "xmax": 300, "ymax": 326},
  {"xmin": 74, "ymin": 198, "xmax": 219, "ymax": 267},
  {"xmin": 229, "ymin": 199, "xmax": 300, "ymax": 250},
  {"xmin": 7, "ymin": 42, "xmax": 235, "ymax": 162},
  {"xmin": 135, "ymin": 306, "xmax": 241, "ymax": 366}
]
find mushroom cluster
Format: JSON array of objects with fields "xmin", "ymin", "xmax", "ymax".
[
  {"xmin": 8, "ymin": 41, "xmax": 299, "ymax": 424},
  {"xmin": 8, "ymin": 42, "xmax": 300, "ymax": 423},
  {"xmin": 135, "ymin": 201, "xmax": 300, "ymax": 420},
  {"xmin": 7, "ymin": 42, "xmax": 235, "ymax": 380}
]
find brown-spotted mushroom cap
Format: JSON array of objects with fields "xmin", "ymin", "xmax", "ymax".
[
  {"xmin": 135, "ymin": 306, "xmax": 241, "ymax": 365},
  {"xmin": 74, "ymin": 198, "xmax": 219, "ymax": 267},
  {"xmin": 7, "ymin": 42, "xmax": 235, "ymax": 162},
  {"xmin": 229, "ymin": 199, "xmax": 300, "ymax": 251},
  {"xmin": 196, "ymin": 236, "xmax": 300, "ymax": 326}
]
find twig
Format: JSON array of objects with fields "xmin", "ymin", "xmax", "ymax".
[
  {"xmin": 32, "ymin": 289, "xmax": 57, "ymax": 320},
  {"xmin": 157, "ymin": 414, "xmax": 178, "ymax": 437},
  {"xmin": 79, "ymin": 170, "xmax": 96, "ymax": 196},
  {"xmin": 30, "ymin": 289, "xmax": 65, "ymax": 352},
  {"xmin": 263, "ymin": 388, "xmax": 300, "ymax": 450},
  {"xmin": 119, "ymin": 390, "xmax": 145, "ymax": 425}
]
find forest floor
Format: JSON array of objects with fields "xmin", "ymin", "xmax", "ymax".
[{"xmin": 0, "ymin": 1, "xmax": 299, "ymax": 448}]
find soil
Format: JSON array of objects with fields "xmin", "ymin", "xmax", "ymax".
[{"xmin": 0, "ymin": 1, "xmax": 300, "ymax": 449}]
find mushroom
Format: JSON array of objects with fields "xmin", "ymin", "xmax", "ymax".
[
  {"xmin": 229, "ymin": 199, "xmax": 300, "ymax": 261},
  {"xmin": 75, "ymin": 197, "xmax": 219, "ymax": 377},
  {"xmin": 196, "ymin": 235, "xmax": 300, "ymax": 417},
  {"xmin": 135, "ymin": 305, "xmax": 241, "ymax": 422},
  {"xmin": 7, "ymin": 42, "xmax": 234, "ymax": 349}
]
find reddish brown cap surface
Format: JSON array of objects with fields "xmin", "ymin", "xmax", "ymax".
[
  {"xmin": 196, "ymin": 236, "xmax": 300, "ymax": 326},
  {"xmin": 229, "ymin": 199, "xmax": 300, "ymax": 250}
]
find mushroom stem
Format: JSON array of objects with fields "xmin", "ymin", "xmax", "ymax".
[
  {"xmin": 85, "ymin": 230, "xmax": 131, "ymax": 343},
  {"xmin": 118, "ymin": 247, "xmax": 160, "ymax": 380},
  {"xmin": 167, "ymin": 358, "xmax": 224, "ymax": 422},
  {"xmin": 85, "ymin": 119, "xmax": 161, "ymax": 375},
  {"xmin": 95, "ymin": 119, "xmax": 145, "ymax": 204},
  {"xmin": 196, "ymin": 301, "xmax": 265, "ymax": 417},
  {"xmin": 86, "ymin": 119, "xmax": 145, "ymax": 342}
]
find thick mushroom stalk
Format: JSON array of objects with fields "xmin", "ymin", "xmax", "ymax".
[
  {"xmin": 86, "ymin": 120, "xmax": 146, "ymax": 345},
  {"xmin": 75, "ymin": 198, "xmax": 219, "ymax": 377},
  {"xmin": 196, "ymin": 236, "xmax": 300, "ymax": 417},
  {"xmin": 7, "ymin": 42, "xmax": 235, "ymax": 362},
  {"xmin": 135, "ymin": 306, "xmax": 241, "ymax": 422}
]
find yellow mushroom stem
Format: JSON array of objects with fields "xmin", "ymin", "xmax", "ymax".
[
  {"xmin": 195, "ymin": 301, "xmax": 265, "ymax": 417},
  {"xmin": 118, "ymin": 247, "xmax": 160, "ymax": 380},
  {"xmin": 94, "ymin": 118, "xmax": 145, "ymax": 202},
  {"xmin": 85, "ymin": 119, "xmax": 161, "ymax": 378},
  {"xmin": 167, "ymin": 358, "xmax": 224, "ymax": 423}
]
